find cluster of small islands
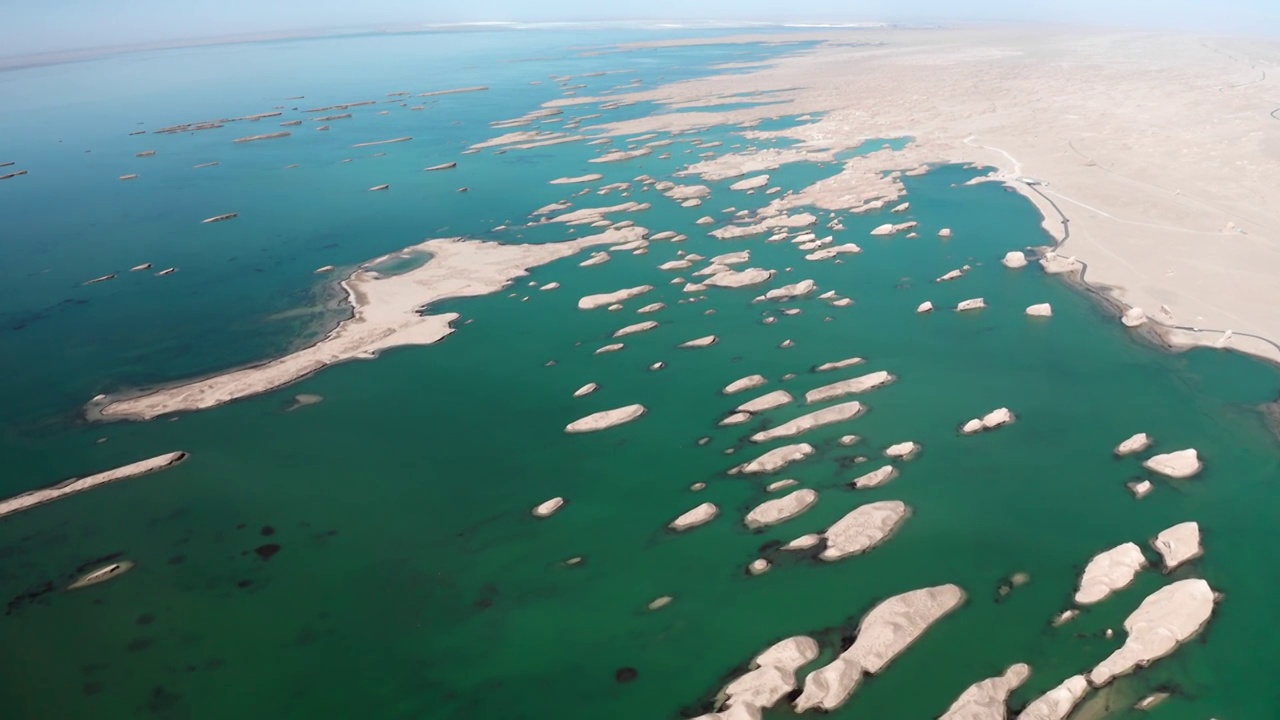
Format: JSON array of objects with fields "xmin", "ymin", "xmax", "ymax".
[{"xmin": 1, "ymin": 53, "xmax": 1228, "ymax": 720}]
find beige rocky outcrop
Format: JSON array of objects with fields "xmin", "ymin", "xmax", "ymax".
[
  {"xmin": 745, "ymin": 489, "xmax": 819, "ymax": 529},
  {"xmin": 724, "ymin": 375, "xmax": 768, "ymax": 395},
  {"xmin": 613, "ymin": 320, "xmax": 658, "ymax": 337},
  {"xmin": 578, "ymin": 285, "xmax": 652, "ymax": 309},
  {"xmin": 705, "ymin": 268, "xmax": 776, "ymax": 288},
  {"xmin": 532, "ymin": 497, "xmax": 565, "ymax": 517},
  {"xmin": 940, "ymin": 664, "xmax": 1031, "ymax": 720},
  {"xmin": 851, "ymin": 465, "xmax": 898, "ymax": 489},
  {"xmin": 1002, "ymin": 251, "xmax": 1028, "ymax": 269},
  {"xmin": 735, "ymin": 443, "xmax": 816, "ymax": 474},
  {"xmin": 1015, "ymin": 676, "xmax": 1089, "ymax": 720},
  {"xmin": 885, "ymin": 442, "xmax": 921, "ymax": 460},
  {"xmin": 1142, "ymin": 449, "xmax": 1202, "ymax": 478},
  {"xmin": 816, "ymin": 357, "xmax": 864, "ymax": 372},
  {"xmin": 819, "ymin": 500, "xmax": 910, "ymax": 560},
  {"xmin": 670, "ymin": 502, "xmax": 719, "ymax": 531},
  {"xmin": 1088, "ymin": 579, "xmax": 1216, "ymax": 686},
  {"xmin": 805, "ymin": 371, "xmax": 895, "ymax": 404},
  {"xmin": 564, "ymin": 404, "xmax": 646, "ymax": 433},
  {"xmin": 737, "ymin": 390, "xmax": 794, "ymax": 414},
  {"xmin": 750, "ymin": 401, "xmax": 865, "ymax": 443},
  {"xmin": 764, "ymin": 279, "xmax": 815, "ymax": 301},
  {"xmin": 793, "ymin": 584, "xmax": 964, "ymax": 712},
  {"xmin": 1026, "ymin": 303, "xmax": 1053, "ymax": 317},
  {"xmin": 1151, "ymin": 521, "xmax": 1202, "ymax": 572},
  {"xmin": 1121, "ymin": 307, "xmax": 1148, "ymax": 327},
  {"xmin": 680, "ymin": 335, "xmax": 719, "ymax": 348},
  {"xmin": 1075, "ymin": 542, "xmax": 1147, "ymax": 605},
  {"xmin": 917, "ymin": 301, "xmax": 934, "ymax": 313},
  {"xmin": 573, "ymin": 383, "xmax": 598, "ymax": 398},
  {"xmin": 1115, "ymin": 433, "xmax": 1153, "ymax": 456},
  {"xmin": 957, "ymin": 298, "xmax": 986, "ymax": 311}
]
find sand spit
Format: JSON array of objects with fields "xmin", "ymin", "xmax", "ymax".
[
  {"xmin": 418, "ymin": 85, "xmax": 489, "ymax": 97},
  {"xmin": 68, "ymin": 561, "xmax": 136, "ymax": 590},
  {"xmin": 233, "ymin": 132, "xmax": 290, "ymax": 143},
  {"xmin": 1151, "ymin": 521, "xmax": 1202, "ymax": 572},
  {"xmin": 578, "ymin": 284, "xmax": 653, "ymax": 309},
  {"xmin": 551, "ymin": 173, "xmax": 604, "ymax": 184},
  {"xmin": 594, "ymin": 343, "xmax": 624, "ymax": 354},
  {"xmin": 1015, "ymin": 676, "xmax": 1089, "ymax": 720},
  {"xmin": 805, "ymin": 371, "xmax": 895, "ymax": 404},
  {"xmin": 940, "ymin": 664, "xmax": 1031, "ymax": 720},
  {"xmin": 201, "ymin": 213, "xmax": 239, "ymax": 224},
  {"xmin": 745, "ymin": 489, "xmax": 819, "ymax": 529},
  {"xmin": 794, "ymin": 584, "xmax": 964, "ymax": 712},
  {"xmin": 84, "ymin": 274, "xmax": 116, "ymax": 285},
  {"xmin": 550, "ymin": 201, "xmax": 647, "ymax": 224},
  {"xmin": 1142, "ymin": 449, "xmax": 1202, "ymax": 478},
  {"xmin": 720, "ymin": 412, "xmax": 753, "ymax": 426},
  {"xmin": 573, "ymin": 383, "xmax": 598, "ymax": 398},
  {"xmin": 815, "ymin": 358, "xmax": 864, "ymax": 372},
  {"xmin": 851, "ymin": 465, "xmax": 898, "ymax": 489},
  {"xmin": 730, "ymin": 175, "xmax": 770, "ymax": 191},
  {"xmin": 670, "ymin": 502, "xmax": 719, "ymax": 531},
  {"xmin": 736, "ymin": 390, "xmax": 793, "ymax": 414},
  {"xmin": 724, "ymin": 375, "xmax": 768, "ymax": 395},
  {"xmin": 613, "ymin": 320, "xmax": 658, "ymax": 337},
  {"xmin": 734, "ymin": 443, "xmax": 815, "ymax": 475},
  {"xmin": 1115, "ymin": 433, "xmax": 1153, "ymax": 456},
  {"xmin": 1088, "ymin": 579, "xmax": 1216, "ymax": 686},
  {"xmin": 637, "ymin": 302, "xmax": 665, "ymax": 314},
  {"xmin": 819, "ymin": 500, "xmax": 909, "ymax": 561},
  {"xmin": 424, "ymin": 162, "xmax": 457, "ymax": 171},
  {"xmin": 304, "ymin": 100, "xmax": 376, "ymax": 113},
  {"xmin": 314, "ymin": 113, "xmax": 352, "ymax": 121},
  {"xmin": 369, "ymin": 184, "xmax": 390, "ymax": 192},
  {"xmin": 1075, "ymin": 543, "xmax": 1147, "ymax": 605},
  {"xmin": 680, "ymin": 335, "xmax": 719, "ymax": 348},
  {"xmin": 0, "ymin": 169, "xmax": 30, "ymax": 180},
  {"xmin": 97, "ymin": 228, "xmax": 646, "ymax": 420},
  {"xmin": 750, "ymin": 401, "xmax": 865, "ymax": 443},
  {"xmin": 351, "ymin": 137, "xmax": 412, "ymax": 148},
  {"xmin": 119, "ymin": 173, "xmax": 138, "ymax": 181},
  {"xmin": 590, "ymin": 148, "xmax": 652, "ymax": 163},
  {"xmin": 805, "ymin": 244, "xmax": 861, "ymax": 261},
  {"xmin": 532, "ymin": 497, "xmax": 565, "ymax": 518},
  {"xmin": 565, "ymin": 404, "xmax": 646, "ymax": 433},
  {"xmin": 580, "ymin": 251, "xmax": 610, "ymax": 268},
  {"xmin": 0, "ymin": 451, "xmax": 187, "ymax": 519}
]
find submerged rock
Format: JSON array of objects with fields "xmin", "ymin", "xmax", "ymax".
[
  {"xmin": 851, "ymin": 465, "xmax": 898, "ymax": 489},
  {"xmin": 670, "ymin": 502, "xmax": 719, "ymax": 531},
  {"xmin": 744, "ymin": 489, "xmax": 819, "ymax": 529},
  {"xmin": 724, "ymin": 374, "xmax": 768, "ymax": 395},
  {"xmin": 1088, "ymin": 579, "xmax": 1216, "ymax": 686},
  {"xmin": 735, "ymin": 443, "xmax": 815, "ymax": 475},
  {"xmin": 532, "ymin": 497, "xmax": 565, "ymax": 518},
  {"xmin": 1015, "ymin": 675, "xmax": 1089, "ymax": 720},
  {"xmin": 1075, "ymin": 542, "xmax": 1147, "ymax": 605},
  {"xmin": 1115, "ymin": 433, "xmax": 1153, "ymax": 456},
  {"xmin": 565, "ymin": 404, "xmax": 646, "ymax": 433},
  {"xmin": 819, "ymin": 500, "xmax": 909, "ymax": 561},
  {"xmin": 1151, "ymin": 521, "xmax": 1202, "ymax": 572},
  {"xmin": 805, "ymin": 371, "xmax": 895, "ymax": 404},
  {"xmin": 793, "ymin": 584, "xmax": 964, "ymax": 712},
  {"xmin": 737, "ymin": 390, "xmax": 793, "ymax": 415},
  {"xmin": 1143, "ymin": 449, "xmax": 1202, "ymax": 478},
  {"xmin": 940, "ymin": 663, "xmax": 1031, "ymax": 720},
  {"xmin": 750, "ymin": 401, "xmax": 865, "ymax": 443},
  {"xmin": 648, "ymin": 596, "xmax": 673, "ymax": 610}
]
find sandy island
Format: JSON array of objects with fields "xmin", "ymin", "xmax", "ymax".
[
  {"xmin": 94, "ymin": 227, "xmax": 648, "ymax": 420},
  {"xmin": 0, "ymin": 452, "xmax": 187, "ymax": 518}
]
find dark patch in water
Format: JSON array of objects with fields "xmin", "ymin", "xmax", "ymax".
[
  {"xmin": 236, "ymin": 579, "xmax": 254, "ymax": 589},
  {"xmin": 75, "ymin": 551, "xmax": 124, "ymax": 574},
  {"xmin": 136, "ymin": 613, "xmax": 155, "ymax": 625},
  {"xmin": 141, "ymin": 685, "xmax": 182, "ymax": 714},
  {"xmin": 82, "ymin": 681, "xmax": 104, "ymax": 697},
  {"xmin": 260, "ymin": 526, "xmax": 275, "ymax": 537},
  {"xmin": 758, "ymin": 540, "xmax": 783, "ymax": 553},
  {"xmin": 473, "ymin": 584, "xmax": 498, "ymax": 610},
  {"xmin": 6, "ymin": 580, "xmax": 55, "ymax": 616},
  {"xmin": 254, "ymin": 544, "xmax": 281, "ymax": 561},
  {"xmin": 615, "ymin": 667, "xmax": 638, "ymax": 683},
  {"xmin": 235, "ymin": 523, "xmax": 247, "ymax": 530},
  {"xmin": 127, "ymin": 637, "xmax": 153, "ymax": 652}
]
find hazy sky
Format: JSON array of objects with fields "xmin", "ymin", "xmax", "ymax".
[{"xmin": 3, "ymin": 0, "xmax": 1278, "ymax": 56}]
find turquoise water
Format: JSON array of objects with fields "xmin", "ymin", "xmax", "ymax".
[{"xmin": 3, "ymin": 29, "xmax": 1280, "ymax": 720}]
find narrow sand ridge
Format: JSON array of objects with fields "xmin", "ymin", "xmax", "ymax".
[
  {"xmin": 806, "ymin": 371, "xmax": 895, "ymax": 404},
  {"xmin": 794, "ymin": 584, "xmax": 965, "ymax": 712},
  {"xmin": 96, "ymin": 227, "xmax": 648, "ymax": 420},
  {"xmin": 0, "ymin": 452, "xmax": 188, "ymax": 519},
  {"xmin": 565, "ymin": 404, "xmax": 646, "ymax": 433},
  {"xmin": 750, "ymin": 401, "xmax": 865, "ymax": 443}
]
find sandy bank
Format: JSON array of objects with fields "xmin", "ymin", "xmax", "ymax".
[
  {"xmin": 565, "ymin": 404, "xmax": 646, "ymax": 433},
  {"xmin": 96, "ymin": 228, "xmax": 646, "ymax": 420},
  {"xmin": 750, "ymin": 401, "xmax": 864, "ymax": 443},
  {"xmin": 0, "ymin": 452, "xmax": 187, "ymax": 518}
]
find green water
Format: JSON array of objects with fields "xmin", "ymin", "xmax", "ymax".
[{"xmin": 3, "ymin": 31, "xmax": 1280, "ymax": 720}]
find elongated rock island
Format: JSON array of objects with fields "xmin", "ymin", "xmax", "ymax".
[
  {"xmin": 1088, "ymin": 579, "xmax": 1216, "ymax": 686},
  {"xmin": 96, "ymin": 227, "xmax": 648, "ymax": 420},
  {"xmin": 565, "ymin": 404, "xmax": 646, "ymax": 433},
  {"xmin": 0, "ymin": 452, "xmax": 188, "ymax": 519},
  {"xmin": 819, "ymin": 500, "xmax": 909, "ymax": 560},
  {"xmin": 744, "ymin": 489, "xmax": 818, "ymax": 529},
  {"xmin": 749, "ymin": 401, "xmax": 865, "ymax": 443}
]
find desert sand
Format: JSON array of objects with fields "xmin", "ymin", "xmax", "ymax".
[{"xmin": 546, "ymin": 26, "xmax": 1280, "ymax": 363}]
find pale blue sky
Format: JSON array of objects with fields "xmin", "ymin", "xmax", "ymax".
[{"xmin": 3, "ymin": 0, "xmax": 1278, "ymax": 56}]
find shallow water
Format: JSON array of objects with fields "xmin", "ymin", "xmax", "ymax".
[{"xmin": 2, "ymin": 28, "xmax": 1280, "ymax": 720}]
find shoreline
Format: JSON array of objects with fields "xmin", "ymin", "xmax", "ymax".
[
  {"xmin": 554, "ymin": 25, "xmax": 1280, "ymax": 364},
  {"xmin": 92, "ymin": 226, "xmax": 648, "ymax": 421}
]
